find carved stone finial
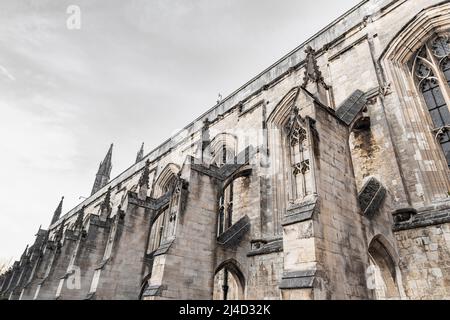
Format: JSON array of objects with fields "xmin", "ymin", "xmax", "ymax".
[
  {"xmin": 135, "ymin": 143, "xmax": 145, "ymax": 164},
  {"xmin": 302, "ymin": 46, "xmax": 329, "ymax": 89},
  {"xmin": 139, "ymin": 159, "xmax": 151, "ymax": 189},
  {"xmin": 91, "ymin": 144, "xmax": 113, "ymax": 196},
  {"xmin": 74, "ymin": 206, "xmax": 85, "ymax": 231},
  {"xmin": 203, "ymin": 118, "xmax": 210, "ymax": 128},
  {"xmin": 201, "ymin": 119, "xmax": 211, "ymax": 158},
  {"xmin": 50, "ymin": 196, "xmax": 64, "ymax": 226},
  {"xmin": 21, "ymin": 245, "xmax": 29, "ymax": 260},
  {"xmin": 53, "ymin": 219, "xmax": 66, "ymax": 249},
  {"xmin": 101, "ymin": 187, "xmax": 112, "ymax": 212}
]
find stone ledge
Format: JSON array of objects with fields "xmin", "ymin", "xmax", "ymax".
[
  {"xmin": 282, "ymin": 197, "xmax": 319, "ymax": 226},
  {"xmin": 128, "ymin": 192, "xmax": 171, "ymax": 211},
  {"xmin": 279, "ymin": 269, "xmax": 317, "ymax": 289},
  {"xmin": 217, "ymin": 215, "xmax": 250, "ymax": 248},
  {"xmin": 247, "ymin": 239, "xmax": 283, "ymax": 257},
  {"xmin": 94, "ymin": 259, "xmax": 109, "ymax": 271},
  {"xmin": 393, "ymin": 207, "xmax": 450, "ymax": 231},
  {"xmin": 142, "ymin": 284, "xmax": 166, "ymax": 297},
  {"xmin": 85, "ymin": 292, "xmax": 95, "ymax": 300},
  {"xmin": 190, "ymin": 146, "xmax": 257, "ymax": 182},
  {"xmin": 152, "ymin": 240, "xmax": 174, "ymax": 257},
  {"xmin": 336, "ymin": 89, "xmax": 367, "ymax": 125}
]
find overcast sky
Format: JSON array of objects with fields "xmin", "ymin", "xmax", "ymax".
[{"xmin": 0, "ymin": 0, "xmax": 360, "ymax": 265}]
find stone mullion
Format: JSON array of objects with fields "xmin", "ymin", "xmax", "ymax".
[{"xmin": 425, "ymin": 43, "xmax": 450, "ymax": 114}]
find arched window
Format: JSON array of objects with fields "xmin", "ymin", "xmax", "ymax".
[
  {"xmin": 284, "ymin": 106, "xmax": 313, "ymax": 202},
  {"xmin": 411, "ymin": 34, "xmax": 450, "ymax": 167},
  {"xmin": 367, "ymin": 237, "xmax": 401, "ymax": 300},
  {"xmin": 208, "ymin": 133, "xmax": 237, "ymax": 167},
  {"xmin": 217, "ymin": 182, "xmax": 233, "ymax": 236},
  {"xmin": 213, "ymin": 260, "xmax": 245, "ymax": 300},
  {"xmin": 151, "ymin": 163, "xmax": 179, "ymax": 198},
  {"xmin": 147, "ymin": 207, "xmax": 168, "ymax": 253},
  {"xmin": 147, "ymin": 164, "xmax": 180, "ymax": 253}
]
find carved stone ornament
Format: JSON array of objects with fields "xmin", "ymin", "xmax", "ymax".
[
  {"xmin": 138, "ymin": 159, "xmax": 151, "ymax": 188},
  {"xmin": 101, "ymin": 187, "xmax": 112, "ymax": 212},
  {"xmin": 285, "ymin": 106, "xmax": 307, "ymax": 147},
  {"xmin": 74, "ymin": 206, "xmax": 85, "ymax": 231},
  {"xmin": 53, "ymin": 219, "xmax": 66, "ymax": 250},
  {"xmin": 293, "ymin": 160, "xmax": 310, "ymax": 176},
  {"xmin": 302, "ymin": 45, "xmax": 329, "ymax": 89}
]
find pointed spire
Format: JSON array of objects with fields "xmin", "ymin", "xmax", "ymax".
[
  {"xmin": 135, "ymin": 143, "xmax": 145, "ymax": 164},
  {"xmin": 50, "ymin": 196, "xmax": 64, "ymax": 226},
  {"xmin": 138, "ymin": 159, "xmax": 151, "ymax": 200},
  {"xmin": 91, "ymin": 144, "xmax": 113, "ymax": 195},
  {"xmin": 139, "ymin": 159, "xmax": 151, "ymax": 189},
  {"xmin": 74, "ymin": 206, "xmax": 85, "ymax": 231},
  {"xmin": 53, "ymin": 218, "xmax": 66, "ymax": 249},
  {"xmin": 302, "ymin": 45, "xmax": 329, "ymax": 89},
  {"xmin": 21, "ymin": 245, "xmax": 29, "ymax": 260},
  {"xmin": 201, "ymin": 119, "xmax": 211, "ymax": 162}
]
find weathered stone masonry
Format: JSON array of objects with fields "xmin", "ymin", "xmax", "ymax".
[{"xmin": 2, "ymin": 0, "xmax": 450, "ymax": 300}]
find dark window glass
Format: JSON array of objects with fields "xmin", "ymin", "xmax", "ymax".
[
  {"xmin": 442, "ymin": 141, "xmax": 450, "ymax": 165},
  {"xmin": 439, "ymin": 132, "xmax": 450, "ymax": 144},
  {"xmin": 442, "ymin": 59, "xmax": 450, "ymax": 84},
  {"xmin": 441, "ymin": 105, "xmax": 450, "ymax": 124},
  {"xmin": 419, "ymin": 71, "xmax": 450, "ymax": 167},
  {"xmin": 422, "ymin": 89, "xmax": 436, "ymax": 110},
  {"xmin": 430, "ymin": 109, "xmax": 444, "ymax": 127},
  {"xmin": 421, "ymin": 79, "xmax": 449, "ymax": 128},
  {"xmin": 414, "ymin": 37, "xmax": 450, "ymax": 168},
  {"xmin": 432, "ymin": 86, "xmax": 446, "ymax": 106}
]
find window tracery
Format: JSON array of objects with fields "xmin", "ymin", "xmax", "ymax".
[
  {"xmin": 411, "ymin": 34, "xmax": 450, "ymax": 167},
  {"xmin": 284, "ymin": 106, "xmax": 312, "ymax": 202}
]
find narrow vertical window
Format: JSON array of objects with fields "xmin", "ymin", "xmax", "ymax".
[
  {"xmin": 217, "ymin": 182, "xmax": 234, "ymax": 236},
  {"xmin": 284, "ymin": 106, "xmax": 311, "ymax": 202}
]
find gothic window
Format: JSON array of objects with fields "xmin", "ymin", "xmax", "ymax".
[
  {"xmin": 411, "ymin": 34, "xmax": 450, "ymax": 167},
  {"xmin": 284, "ymin": 106, "xmax": 312, "ymax": 202},
  {"xmin": 148, "ymin": 208, "xmax": 168, "ymax": 253},
  {"xmin": 217, "ymin": 183, "xmax": 233, "ymax": 236},
  {"xmin": 211, "ymin": 141, "xmax": 236, "ymax": 167}
]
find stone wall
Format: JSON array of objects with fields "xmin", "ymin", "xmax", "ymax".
[{"xmin": 395, "ymin": 222, "xmax": 450, "ymax": 299}]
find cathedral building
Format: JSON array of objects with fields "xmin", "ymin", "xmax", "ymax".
[{"xmin": 1, "ymin": 0, "xmax": 450, "ymax": 300}]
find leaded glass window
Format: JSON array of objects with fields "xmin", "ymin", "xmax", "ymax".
[{"xmin": 411, "ymin": 34, "xmax": 450, "ymax": 167}]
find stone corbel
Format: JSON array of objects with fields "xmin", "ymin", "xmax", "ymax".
[
  {"xmin": 247, "ymin": 238, "xmax": 283, "ymax": 257},
  {"xmin": 282, "ymin": 196, "xmax": 320, "ymax": 226},
  {"xmin": 279, "ymin": 269, "xmax": 320, "ymax": 290}
]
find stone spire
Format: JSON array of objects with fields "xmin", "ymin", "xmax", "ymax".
[
  {"xmin": 20, "ymin": 245, "xmax": 29, "ymax": 261},
  {"xmin": 74, "ymin": 206, "xmax": 85, "ymax": 232},
  {"xmin": 201, "ymin": 119, "xmax": 211, "ymax": 163},
  {"xmin": 135, "ymin": 143, "xmax": 145, "ymax": 164},
  {"xmin": 138, "ymin": 159, "xmax": 151, "ymax": 199},
  {"xmin": 91, "ymin": 144, "xmax": 113, "ymax": 196},
  {"xmin": 302, "ymin": 46, "xmax": 329, "ymax": 89},
  {"xmin": 101, "ymin": 186, "xmax": 112, "ymax": 212},
  {"xmin": 50, "ymin": 196, "xmax": 64, "ymax": 226},
  {"xmin": 301, "ymin": 45, "xmax": 331, "ymax": 106}
]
